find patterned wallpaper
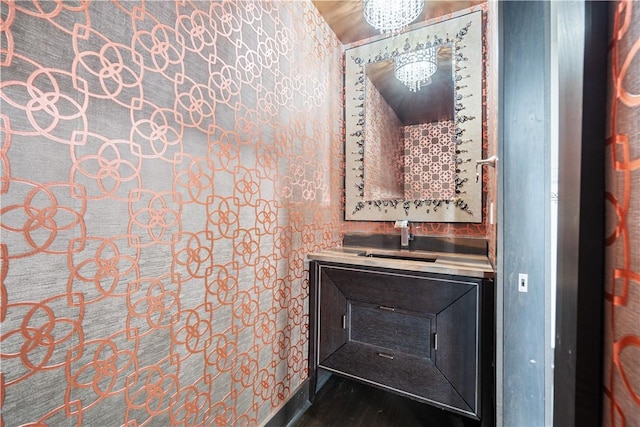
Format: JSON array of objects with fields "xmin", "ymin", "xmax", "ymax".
[
  {"xmin": 363, "ymin": 75, "xmax": 403, "ymax": 201},
  {"xmin": 482, "ymin": 2, "xmax": 497, "ymax": 266},
  {"xmin": 403, "ymin": 121, "xmax": 456, "ymax": 201},
  {"xmin": 603, "ymin": 1, "xmax": 640, "ymax": 426},
  {"xmin": 0, "ymin": 1, "xmax": 343, "ymax": 425},
  {"xmin": 0, "ymin": 1, "xmax": 495, "ymax": 425}
]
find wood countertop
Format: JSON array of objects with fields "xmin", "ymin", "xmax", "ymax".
[{"xmin": 308, "ymin": 246, "xmax": 494, "ymax": 279}]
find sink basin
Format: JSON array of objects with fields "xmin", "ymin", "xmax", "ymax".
[
  {"xmin": 338, "ymin": 247, "xmax": 368, "ymax": 256},
  {"xmin": 360, "ymin": 250, "xmax": 438, "ymax": 263}
]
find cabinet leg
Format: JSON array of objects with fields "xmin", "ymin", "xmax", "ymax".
[{"xmin": 308, "ymin": 369, "xmax": 317, "ymax": 403}]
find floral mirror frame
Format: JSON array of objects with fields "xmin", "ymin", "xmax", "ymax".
[{"xmin": 344, "ymin": 10, "xmax": 484, "ymax": 222}]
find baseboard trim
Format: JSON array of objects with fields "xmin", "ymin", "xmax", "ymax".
[{"xmin": 263, "ymin": 379, "xmax": 310, "ymax": 427}]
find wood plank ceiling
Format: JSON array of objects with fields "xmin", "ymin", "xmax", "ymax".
[{"xmin": 311, "ymin": 1, "xmax": 485, "ymax": 45}]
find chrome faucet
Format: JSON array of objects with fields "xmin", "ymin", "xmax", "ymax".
[{"xmin": 394, "ymin": 220, "xmax": 414, "ymax": 250}]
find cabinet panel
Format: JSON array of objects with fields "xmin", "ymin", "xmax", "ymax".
[
  {"xmin": 319, "ymin": 269, "xmax": 348, "ymax": 363},
  {"xmin": 350, "ymin": 302, "xmax": 433, "ymax": 358},
  {"xmin": 323, "ymin": 267, "xmax": 475, "ymax": 315},
  {"xmin": 320, "ymin": 342, "xmax": 473, "ymax": 413},
  {"xmin": 436, "ymin": 288, "xmax": 479, "ymax": 409}
]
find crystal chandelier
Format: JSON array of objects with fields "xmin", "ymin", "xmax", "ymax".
[
  {"xmin": 363, "ymin": 0, "xmax": 424, "ymax": 34},
  {"xmin": 394, "ymin": 47, "xmax": 438, "ymax": 92}
]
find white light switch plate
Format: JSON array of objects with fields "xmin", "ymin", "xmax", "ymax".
[{"xmin": 518, "ymin": 273, "xmax": 528, "ymax": 293}]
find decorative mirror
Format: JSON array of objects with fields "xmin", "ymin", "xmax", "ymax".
[{"xmin": 345, "ymin": 11, "xmax": 483, "ymax": 222}]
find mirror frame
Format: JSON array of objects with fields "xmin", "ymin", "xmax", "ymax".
[{"xmin": 344, "ymin": 10, "xmax": 484, "ymax": 222}]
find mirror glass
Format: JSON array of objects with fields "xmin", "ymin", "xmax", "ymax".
[
  {"xmin": 345, "ymin": 11, "xmax": 483, "ymax": 222},
  {"xmin": 363, "ymin": 45, "xmax": 454, "ymax": 202}
]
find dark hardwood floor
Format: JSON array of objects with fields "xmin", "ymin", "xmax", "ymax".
[{"xmin": 293, "ymin": 375, "xmax": 481, "ymax": 427}]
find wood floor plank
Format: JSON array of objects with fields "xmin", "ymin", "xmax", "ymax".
[{"xmin": 294, "ymin": 375, "xmax": 480, "ymax": 427}]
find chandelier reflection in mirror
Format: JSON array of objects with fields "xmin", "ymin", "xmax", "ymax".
[
  {"xmin": 363, "ymin": 0, "xmax": 424, "ymax": 34},
  {"xmin": 394, "ymin": 46, "xmax": 438, "ymax": 92}
]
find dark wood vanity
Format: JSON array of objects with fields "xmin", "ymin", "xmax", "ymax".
[{"xmin": 308, "ymin": 249, "xmax": 494, "ymax": 425}]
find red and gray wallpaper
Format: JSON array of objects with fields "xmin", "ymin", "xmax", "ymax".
[
  {"xmin": 603, "ymin": 1, "xmax": 640, "ymax": 426},
  {"xmin": 0, "ymin": 1, "xmax": 493, "ymax": 425},
  {"xmin": 403, "ymin": 121, "xmax": 456, "ymax": 201},
  {"xmin": 0, "ymin": 1, "xmax": 343, "ymax": 425}
]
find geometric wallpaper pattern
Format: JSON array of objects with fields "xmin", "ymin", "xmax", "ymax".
[
  {"xmin": 0, "ymin": 1, "xmax": 490, "ymax": 425},
  {"xmin": 603, "ymin": 2, "xmax": 640, "ymax": 426},
  {"xmin": 0, "ymin": 1, "xmax": 343, "ymax": 425},
  {"xmin": 403, "ymin": 120, "xmax": 455, "ymax": 201}
]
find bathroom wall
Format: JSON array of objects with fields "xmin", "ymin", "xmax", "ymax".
[
  {"xmin": 403, "ymin": 120, "xmax": 456, "ymax": 201},
  {"xmin": 603, "ymin": 1, "xmax": 640, "ymax": 425},
  {"xmin": 0, "ymin": 1, "xmax": 342, "ymax": 425},
  {"xmin": 363, "ymin": 75, "xmax": 404, "ymax": 200},
  {"xmin": 484, "ymin": 1, "xmax": 498, "ymax": 265}
]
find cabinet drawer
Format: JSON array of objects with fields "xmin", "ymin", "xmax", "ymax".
[
  {"xmin": 319, "ymin": 342, "xmax": 474, "ymax": 415},
  {"xmin": 350, "ymin": 302, "xmax": 434, "ymax": 359},
  {"xmin": 322, "ymin": 266, "xmax": 478, "ymax": 315}
]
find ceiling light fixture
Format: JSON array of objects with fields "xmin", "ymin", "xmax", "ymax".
[
  {"xmin": 363, "ymin": 0, "xmax": 424, "ymax": 34},
  {"xmin": 394, "ymin": 47, "xmax": 438, "ymax": 92}
]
